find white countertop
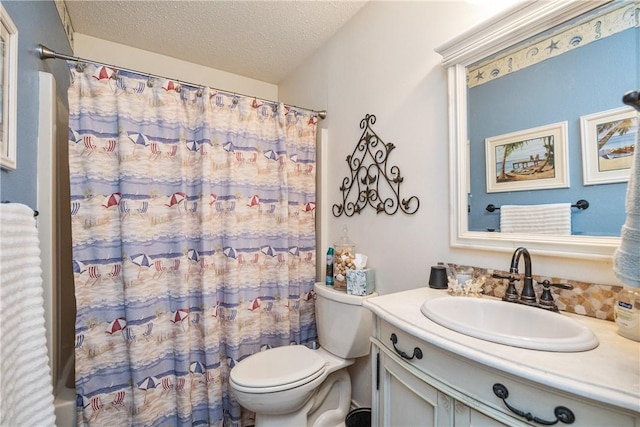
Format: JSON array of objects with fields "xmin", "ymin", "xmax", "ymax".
[{"xmin": 363, "ymin": 287, "xmax": 640, "ymax": 414}]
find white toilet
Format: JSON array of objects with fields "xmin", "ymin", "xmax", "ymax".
[{"xmin": 230, "ymin": 282, "xmax": 377, "ymax": 427}]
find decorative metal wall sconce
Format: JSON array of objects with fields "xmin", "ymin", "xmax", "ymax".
[{"xmin": 333, "ymin": 114, "xmax": 420, "ymax": 217}]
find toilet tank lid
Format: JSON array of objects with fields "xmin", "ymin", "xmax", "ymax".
[
  {"xmin": 314, "ymin": 282, "xmax": 378, "ymax": 305},
  {"xmin": 231, "ymin": 345, "xmax": 326, "ymax": 389}
]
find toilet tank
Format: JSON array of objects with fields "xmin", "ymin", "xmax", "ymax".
[{"xmin": 313, "ymin": 282, "xmax": 377, "ymax": 359}]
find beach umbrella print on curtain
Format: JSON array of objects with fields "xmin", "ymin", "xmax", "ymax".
[
  {"xmin": 185, "ymin": 140, "xmax": 199, "ymax": 153},
  {"xmin": 165, "ymin": 192, "xmax": 186, "ymax": 208},
  {"xmin": 223, "ymin": 247, "xmax": 237, "ymax": 259},
  {"xmin": 162, "ymin": 80, "xmax": 180, "ymax": 92},
  {"xmin": 137, "ymin": 376, "xmax": 160, "ymax": 404},
  {"xmin": 211, "ymin": 301, "xmax": 220, "ymax": 318},
  {"xmin": 93, "ymin": 66, "xmax": 116, "ymax": 81},
  {"xmin": 106, "ymin": 317, "xmax": 127, "ymax": 342},
  {"xmin": 249, "ymin": 298, "xmax": 261, "ymax": 311},
  {"xmin": 76, "ymin": 394, "xmax": 90, "ymax": 411},
  {"xmin": 260, "ymin": 245, "xmax": 276, "ymax": 257},
  {"xmin": 102, "ymin": 192, "xmax": 122, "ymax": 208},
  {"xmin": 189, "ymin": 361, "xmax": 205, "ymax": 375},
  {"xmin": 304, "ymin": 202, "xmax": 316, "ymax": 218},
  {"xmin": 187, "ymin": 249, "xmax": 200, "ymax": 262},
  {"xmin": 263, "ymin": 150, "xmax": 278, "ymax": 161},
  {"xmin": 171, "ymin": 309, "xmax": 189, "ymax": 331},
  {"xmin": 131, "ymin": 253, "xmax": 152, "ymax": 278},
  {"xmin": 69, "ymin": 128, "xmax": 82, "ymax": 144},
  {"xmin": 247, "ymin": 195, "xmax": 260, "ymax": 207},
  {"xmin": 73, "ymin": 259, "xmax": 86, "ymax": 274},
  {"xmin": 304, "ymin": 202, "xmax": 316, "ymax": 213},
  {"xmin": 186, "ymin": 249, "xmax": 200, "ymax": 274},
  {"xmin": 128, "ymin": 132, "xmax": 149, "ymax": 155},
  {"xmin": 128, "ymin": 132, "xmax": 149, "ymax": 146},
  {"xmin": 222, "ymin": 142, "xmax": 234, "ymax": 153}
]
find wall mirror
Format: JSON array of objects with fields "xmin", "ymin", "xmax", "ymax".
[{"xmin": 437, "ymin": 0, "xmax": 639, "ymax": 259}]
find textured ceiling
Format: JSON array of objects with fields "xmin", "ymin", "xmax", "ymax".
[{"xmin": 64, "ymin": 0, "xmax": 368, "ymax": 84}]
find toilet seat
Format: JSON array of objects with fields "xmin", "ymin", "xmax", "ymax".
[{"xmin": 230, "ymin": 345, "xmax": 327, "ymax": 394}]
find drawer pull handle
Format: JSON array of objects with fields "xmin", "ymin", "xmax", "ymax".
[
  {"xmin": 492, "ymin": 383, "xmax": 575, "ymax": 425},
  {"xmin": 390, "ymin": 333, "xmax": 423, "ymax": 360}
]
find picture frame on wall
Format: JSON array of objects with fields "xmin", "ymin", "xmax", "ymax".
[
  {"xmin": 580, "ymin": 106, "xmax": 638, "ymax": 186},
  {"xmin": 485, "ymin": 121, "xmax": 569, "ymax": 193},
  {"xmin": 0, "ymin": 4, "xmax": 17, "ymax": 171}
]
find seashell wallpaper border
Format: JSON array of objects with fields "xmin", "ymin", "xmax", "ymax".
[{"xmin": 467, "ymin": 2, "xmax": 639, "ymax": 89}]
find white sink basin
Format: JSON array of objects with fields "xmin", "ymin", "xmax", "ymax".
[{"xmin": 420, "ymin": 296, "xmax": 599, "ymax": 352}]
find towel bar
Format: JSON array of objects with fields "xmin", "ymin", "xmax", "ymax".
[{"xmin": 486, "ymin": 200, "xmax": 589, "ymax": 213}]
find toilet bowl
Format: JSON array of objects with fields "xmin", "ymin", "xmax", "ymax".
[{"xmin": 230, "ymin": 282, "xmax": 376, "ymax": 427}]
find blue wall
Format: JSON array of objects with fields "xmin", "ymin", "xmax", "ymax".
[
  {"xmin": 0, "ymin": 1, "xmax": 71, "ymax": 207},
  {"xmin": 468, "ymin": 28, "xmax": 638, "ymax": 236}
]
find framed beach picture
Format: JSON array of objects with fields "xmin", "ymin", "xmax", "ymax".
[
  {"xmin": 0, "ymin": 5, "xmax": 17, "ymax": 170},
  {"xmin": 580, "ymin": 106, "xmax": 638, "ymax": 186},
  {"xmin": 485, "ymin": 121, "xmax": 569, "ymax": 193}
]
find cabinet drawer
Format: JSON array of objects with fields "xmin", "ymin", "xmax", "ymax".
[{"xmin": 375, "ymin": 319, "xmax": 638, "ymax": 427}]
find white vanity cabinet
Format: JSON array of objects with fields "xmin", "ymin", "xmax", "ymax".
[{"xmin": 365, "ymin": 288, "xmax": 640, "ymax": 427}]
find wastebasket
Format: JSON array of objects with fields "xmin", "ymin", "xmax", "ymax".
[{"xmin": 345, "ymin": 407, "xmax": 371, "ymax": 427}]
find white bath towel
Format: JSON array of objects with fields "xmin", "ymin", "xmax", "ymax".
[
  {"xmin": 500, "ymin": 203, "xmax": 571, "ymax": 235},
  {"xmin": 614, "ymin": 125, "xmax": 640, "ymax": 288},
  {"xmin": 0, "ymin": 203, "xmax": 56, "ymax": 427}
]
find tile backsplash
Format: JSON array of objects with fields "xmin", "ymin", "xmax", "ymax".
[{"xmin": 445, "ymin": 263, "xmax": 623, "ymax": 321}]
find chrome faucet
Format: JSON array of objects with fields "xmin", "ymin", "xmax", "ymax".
[{"xmin": 509, "ymin": 247, "xmax": 536, "ymax": 305}]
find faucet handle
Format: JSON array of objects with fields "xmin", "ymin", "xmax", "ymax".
[
  {"xmin": 538, "ymin": 280, "xmax": 573, "ymax": 311},
  {"xmin": 492, "ymin": 273, "xmax": 519, "ymax": 302},
  {"xmin": 539, "ymin": 279, "xmax": 573, "ymax": 290}
]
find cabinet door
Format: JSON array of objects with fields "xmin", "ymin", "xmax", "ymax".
[
  {"xmin": 453, "ymin": 401, "xmax": 511, "ymax": 427},
  {"xmin": 373, "ymin": 343, "xmax": 514, "ymax": 427},
  {"xmin": 377, "ymin": 347, "xmax": 454, "ymax": 426}
]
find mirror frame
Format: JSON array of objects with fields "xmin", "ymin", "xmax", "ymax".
[{"xmin": 437, "ymin": 0, "xmax": 624, "ymax": 260}]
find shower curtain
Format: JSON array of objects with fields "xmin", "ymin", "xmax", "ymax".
[{"xmin": 68, "ymin": 62, "xmax": 318, "ymax": 427}]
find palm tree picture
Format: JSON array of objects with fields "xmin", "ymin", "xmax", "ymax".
[
  {"xmin": 494, "ymin": 136, "xmax": 553, "ymax": 182},
  {"xmin": 580, "ymin": 107, "xmax": 637, "ymax": 185},
  {"xmin": 597, "ymin": 118, "xmax": 634, "ymax": 150},
  {"xmin": 596, "ymin": 116, "xmax": 637, "ymax": 171},
  {"xmin": 486, "ymin": 121, "xmax": 569, "ymax": 193}
]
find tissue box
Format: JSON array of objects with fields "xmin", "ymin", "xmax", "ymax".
[{"xmin": 346, "ymin": 269, "xmax": 376, "ymax": 296}]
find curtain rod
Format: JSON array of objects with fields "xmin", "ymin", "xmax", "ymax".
[{"xmin": 37, "ymin": 44, "xmax": 327, "ymax": 120}]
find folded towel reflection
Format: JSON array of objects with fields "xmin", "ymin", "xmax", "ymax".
[
  {"xmin": 500, "ymin": 203, "xmax": 571, "ymax": 235},
  {"xmin": 0, "ymin": 203, "xmax": 56, "ymax": 426}
]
